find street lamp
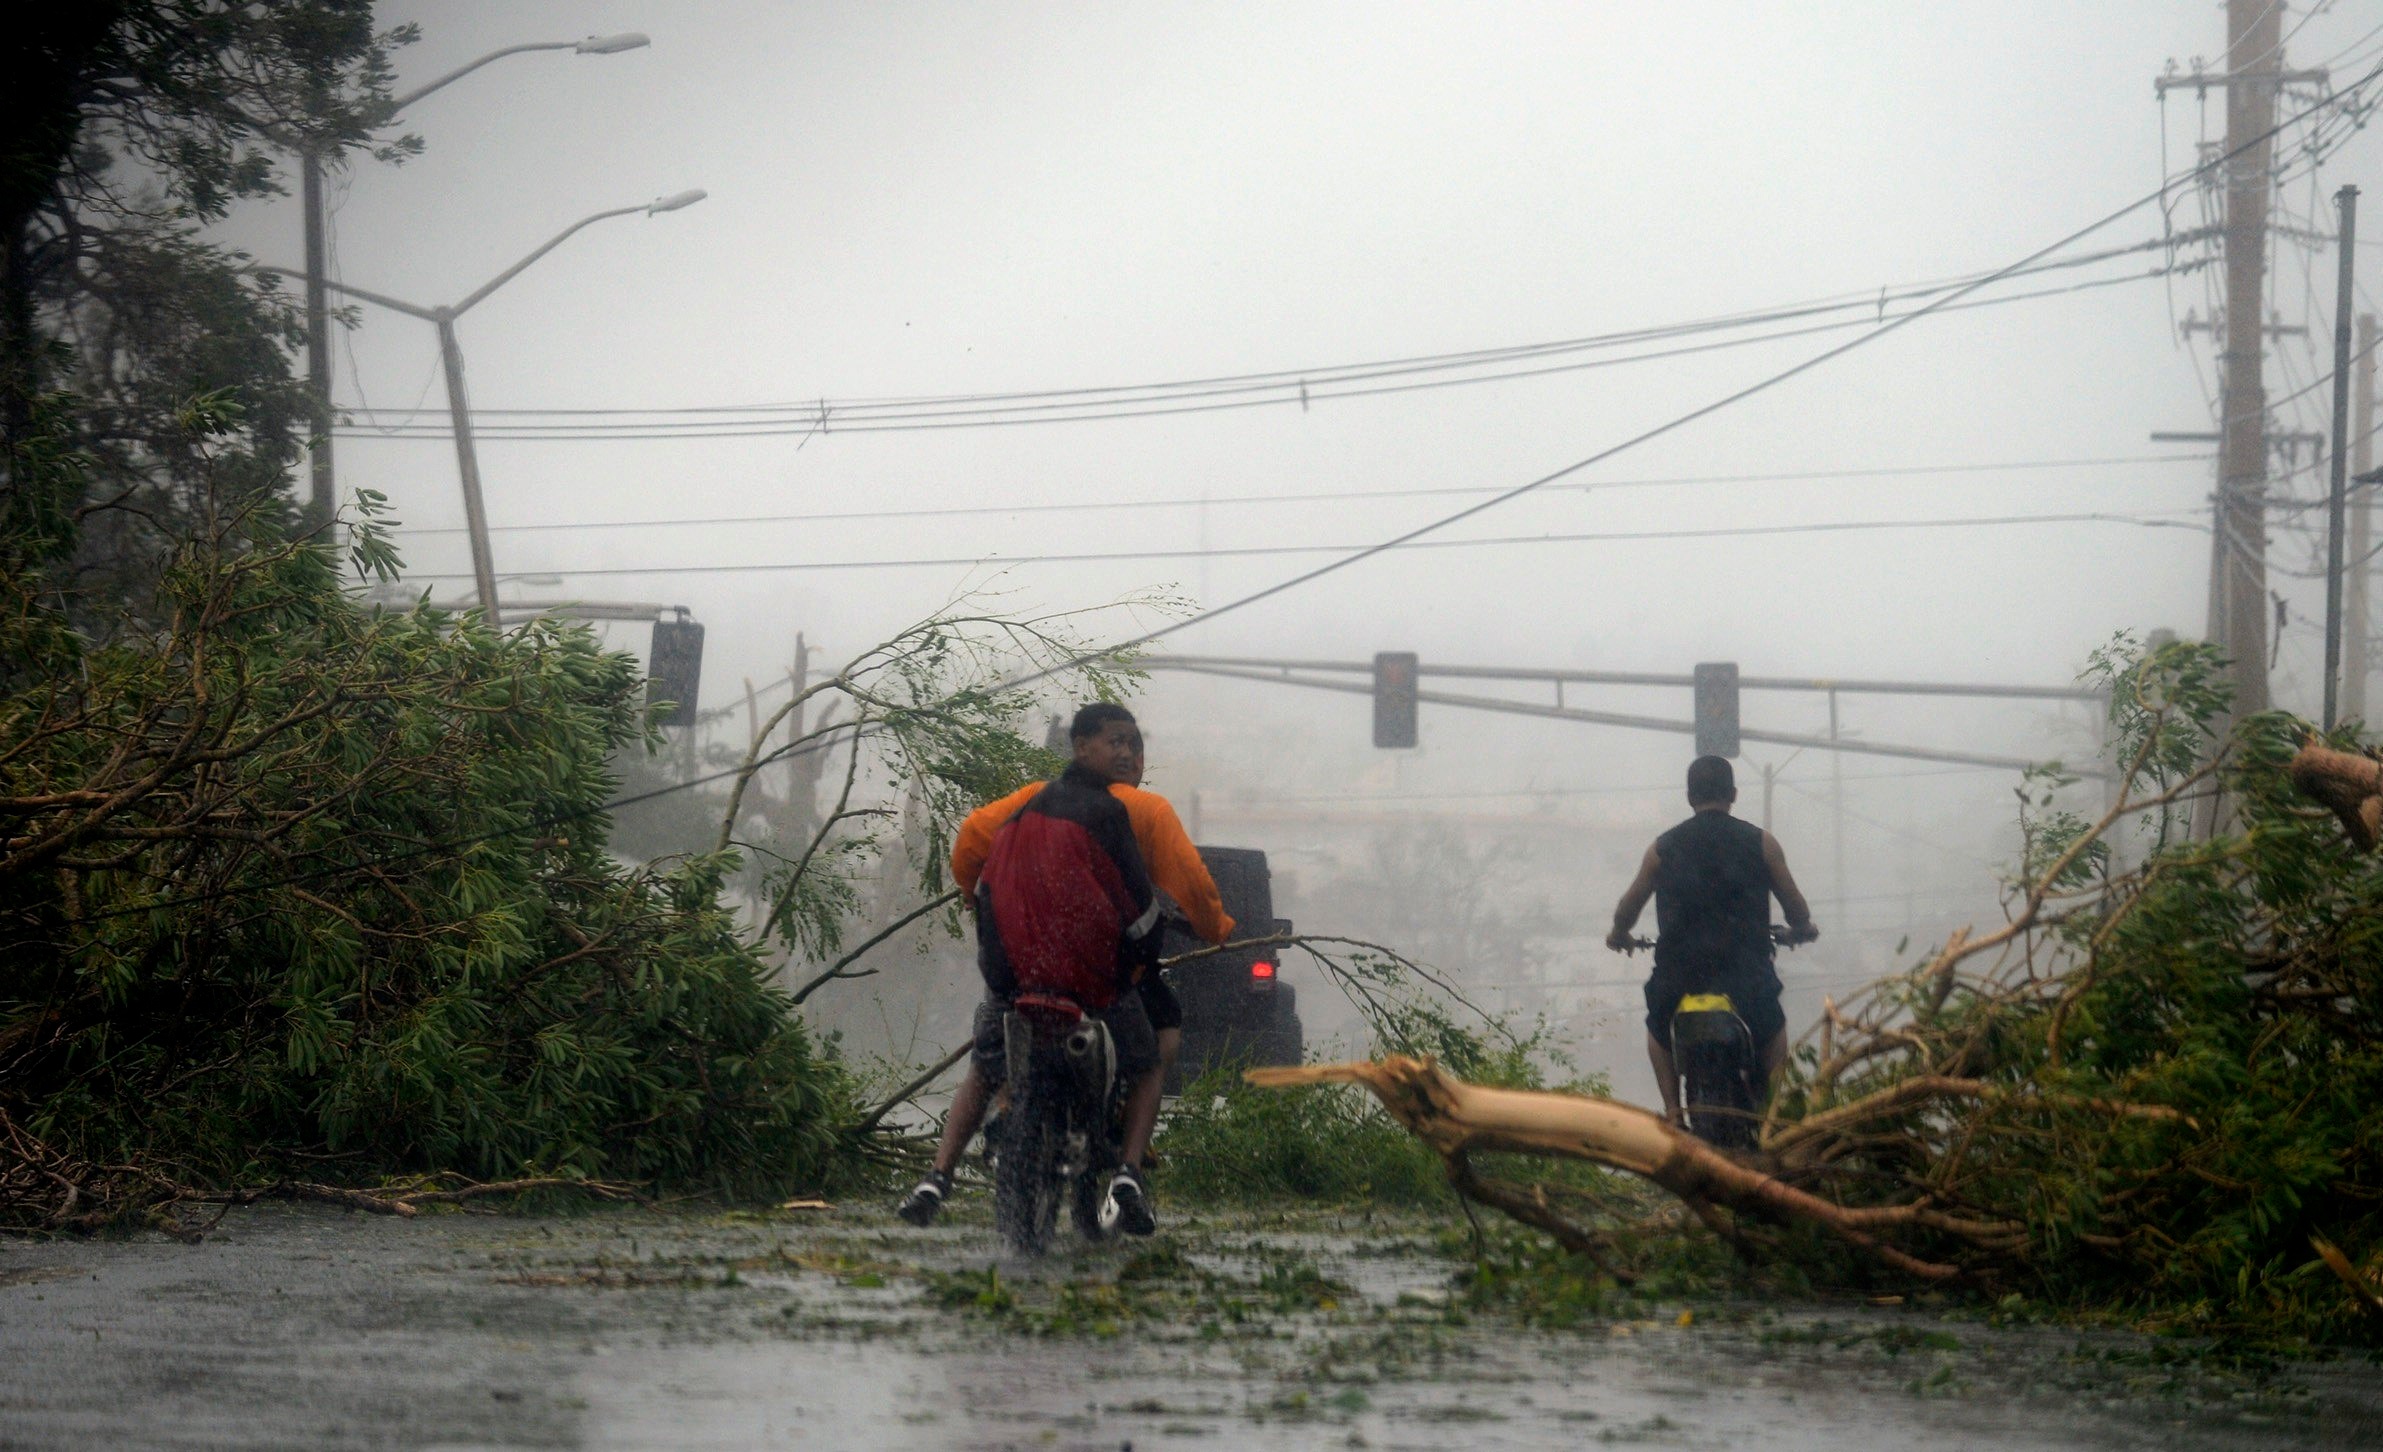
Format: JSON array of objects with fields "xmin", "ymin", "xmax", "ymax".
[
  {"xmin": 381, "ymin": 34, "xmax": 651, "ymax": 115},
  {"xmin": 256, "ymin": 189, "xmax": 707, "ymax": 618},
  {"xmin": 297, "ymin": 34, "xmax": 652, "ymax": 531}
]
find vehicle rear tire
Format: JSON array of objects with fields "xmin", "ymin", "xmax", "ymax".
[
  {"xmin": 1680, "ymin": 1043, "xmax": 1758, "ymax": 1150},
  {"xmin": 993, "ymin": 1070, "xmax": 1063, "ymax": 1255}
]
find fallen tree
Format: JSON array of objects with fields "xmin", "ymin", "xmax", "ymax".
[{"xmin": 1256, "ymin": 638, "xmax": 2383, "ymax": 1345}]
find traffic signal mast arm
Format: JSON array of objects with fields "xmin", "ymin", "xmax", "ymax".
[
  {"xmin": 1151, "ymin": 653, "xmax": 2105, "ymax": 702},
  {"xmin": 1142, "ymin": 657, "xmax": 2111, "ymax": 778}
]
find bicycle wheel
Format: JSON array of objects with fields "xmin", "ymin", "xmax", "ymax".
[
  {"xmin": 993, "ymin": 1069, "xmax": 1063, "ymax": 1255},
  {"xmin": 1069, "ymin": 1168, "xmax": 1109, "ymax": 1243}
]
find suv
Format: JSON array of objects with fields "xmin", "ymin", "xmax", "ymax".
[{"xmin": 1161, "ymin": 846, "xmax": 1303, "ymax": 1091}]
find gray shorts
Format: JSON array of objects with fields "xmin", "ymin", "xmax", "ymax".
[{"xmin": 970, "ymin": 991, "xmax": 1158, "ymax": 1088}]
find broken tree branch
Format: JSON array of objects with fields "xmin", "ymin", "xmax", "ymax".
[
  {"xmin": 1251, "ymin": 1056, "xmax": 1961, "ymax": 1282},
  {"xmin": 789, "ymin": 888, "xmax": 960, "ymax": 1006},
  {"xmin": 2290, "ymin": 740, "xmax": 2383, "ymax": 850},
  {"xmin": 853, "ymin": 1041, "xmax": 972, "ymax": 1136}
]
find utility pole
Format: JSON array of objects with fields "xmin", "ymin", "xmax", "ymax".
[
  {"xmin": 2347, "ymin": 314, "xmax": 2377, "ymax": 722},
  {"xmin": 300, "ymin": 149, "xmax": 333, "ymax": 535},
  {"xmin": 2324, "ymin": 186, "xmax": 2359, "ymax": 730},
  {"xmin": 2208, "ymin": 0, "xmax": 2285, "ymax": 726},
  {"xmin": 788, "ymin": 634, "xmax": 821, "ymax": 847}
]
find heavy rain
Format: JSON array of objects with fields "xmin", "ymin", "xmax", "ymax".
[{"xmin": 5, "ymin": 3, "xmax": 2383, "ymax": 1447}]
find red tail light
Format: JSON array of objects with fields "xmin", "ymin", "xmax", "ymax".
[{"xmin": 1250, "ymin": 960, "xmax": 1276, "ymax": 981}]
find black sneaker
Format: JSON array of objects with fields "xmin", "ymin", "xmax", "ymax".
[
  {"xmin": 897, "ymin": 1169, "xmax": 952, "ymax": 1226},
  {"xmin": 1100, "ymin": 1165, "xmax": 1155, "ymax": 1237}
]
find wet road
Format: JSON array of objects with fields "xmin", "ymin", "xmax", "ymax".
[{"xmin": 1, "ymin": 1201, "xmax": 2375, "ymax": 1450}]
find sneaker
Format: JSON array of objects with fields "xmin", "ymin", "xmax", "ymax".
[
  {"xmin": 897, "ymin": 1169, "xmax": 953, "ymax": 1226},
  {"xmin": 1100, "ymin": 1165, "xmax": 1156, "ymax": 1237}
]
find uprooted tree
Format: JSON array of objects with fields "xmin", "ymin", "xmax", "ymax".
[
  {"xmin": 1258, "ymin": 637, "xmax": 2383, "ymax": 1344},
  {"xmin": 0, "ymin": 405, "xmax": 872, "ymax": 1230}
]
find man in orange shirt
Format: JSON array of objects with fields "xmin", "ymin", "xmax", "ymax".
[{"xmin": 898, "ymin": 703, "xmax": 1234, "ymax": 1233}]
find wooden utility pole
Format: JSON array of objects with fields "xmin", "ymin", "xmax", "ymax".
[
  {"xmin": 787, "ymin": 634, "xmax": 826, "ymax": 847},
  {"xmin": 300, "ymin": 149, "xmax": 334, "ymax": 536},
  {"xmin": 2348, "ymin": 315, "xmax": 2377, "ymax": 723},
  {"xmin": 2208, "ymin": 0, "xmax": 2284, "ymax": 723}
]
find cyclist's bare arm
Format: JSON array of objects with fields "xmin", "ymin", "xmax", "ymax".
[
  {"xmin": 1606, "ymin": 844, "xmax": 1660, "ymax": 951},
  {"xmin": 1760, "ymin": 831, "xmax": 1819, "ymax": 941}
]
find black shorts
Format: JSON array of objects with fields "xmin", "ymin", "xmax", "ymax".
[
  {"xmin": 1139, "ymin": 972, "xmax": 1182, "ymax": 1032},
  {"xmin": 970, "ymin": 990, "xmax": 1159, "ymax": 1088},
  {"xmin": 1644, "ymin": 961, "xmax": 1786, "ymax": 1048}
]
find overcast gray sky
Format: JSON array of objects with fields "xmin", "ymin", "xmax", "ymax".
[
  {"xmin": 214, "ymin": 3, "xmax": 2383, "ymax": 994},
  {"xmin": 243, "ymin": 2, "xmax": 2368, "ymax": 691}
]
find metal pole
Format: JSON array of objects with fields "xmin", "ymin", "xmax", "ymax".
[
  {"xmin": 2325, "ymin": 186, "xmax": 2361, "ymax": 730},
  {"xmin": 301, "ymin": 148, "xmax": 334, "ymax": 535},
  {"xmin": 2351, "ymin": 315, "xmax": 2378, "ymax": 723},
  {"xmin": 435, "ymin": 314, "xmax": 501, "ymax": 617},
  {"xmin": 1829, "ymin": 689, "xmax": 1845, "ymax": 919},
  {"xmin": 1761, "ymin": 762, "xmax": 1775, "ymax": 833}
]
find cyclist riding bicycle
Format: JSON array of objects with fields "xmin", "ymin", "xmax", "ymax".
[
  {"xmin": 897, "ymin": 702, "xmax": 1233, "ymax": 1233},
  {"xmin": 1606, "ymin": 755, "xmax": 1818, "ymax": 1127}
]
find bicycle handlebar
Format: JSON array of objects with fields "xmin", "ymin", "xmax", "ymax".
[{"xmin": 1613, "ymin": 924, "xmax": 1812, "ymax": 956}]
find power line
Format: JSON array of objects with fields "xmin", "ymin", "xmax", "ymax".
[
  {"xmin": 337, "ymin": 232, "xmax": 2205, "ymax": 430},
  {"xmin": 333, "ymin": 259, "xmax": 2205, "ymax": 442},
  {"xmin": 382, "ymin": 452, "xmax": 2213, "ymax": 540},
  {"xmin": 390, "ymin": 509, "xmax": 2207, "ymax": 583},
  {"xmin": 989, "ymin": 57, "xmax": 2382, "ymax": 699}
]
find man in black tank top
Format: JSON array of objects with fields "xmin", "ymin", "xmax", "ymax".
[{"xmin": 1606, "ymin": 756, "xmax": 1818, "ymax": 1125}]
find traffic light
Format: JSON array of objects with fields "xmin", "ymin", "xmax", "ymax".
[
  {"xmin": 1693, "ymin": 661, "xmax": 1739, "ymax": 758},
  {"xmin": 649, "ymin": 609, "xmax": 706, "ymax": 729},
  {"xmin": 1373, "ymin": 651, "xmax": 1418, "ymax": 748}
]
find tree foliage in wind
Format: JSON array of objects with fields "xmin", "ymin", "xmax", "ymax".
[
  {"xmin": 0, "ymin": 3, "xmax": 1136, "ymax": 1231},
  {"xmin": 1279, "ymin": 638, "xmax": 2383, "ymax": 1348},
  {"xmin": 1, "ymin": 2, "xmax": 419, "ymax": 625}
]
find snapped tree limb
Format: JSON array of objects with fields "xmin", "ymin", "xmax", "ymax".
[
  {"xmin": 1250, "ymin": 1057, "xmax": 1961, "ymax": 1282},
  {"xmin": 2289, "ymin": 739, "xmax": 2383, "ymax": 849}
]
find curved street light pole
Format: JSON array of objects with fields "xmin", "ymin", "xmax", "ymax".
[
  {"xmin": 299, "ymin": 34, "xmax": 650, "ymax": 533},
  {"xmin": 383, "ymin": 34, "xmax": 650, "ymax": 116},
  {"xmin": 257, "ymin": 189, "xmax": 706, "ymax": 618}
]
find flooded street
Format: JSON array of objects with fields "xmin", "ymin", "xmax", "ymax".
[{"xmin": 3, "ymin": 1201, "xmax": 2376, "ymax": 1450}]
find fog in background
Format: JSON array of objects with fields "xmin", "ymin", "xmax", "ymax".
[{"xmin": 212, "ymin": 2, "xmax": 2383, "ymax": 1091}]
